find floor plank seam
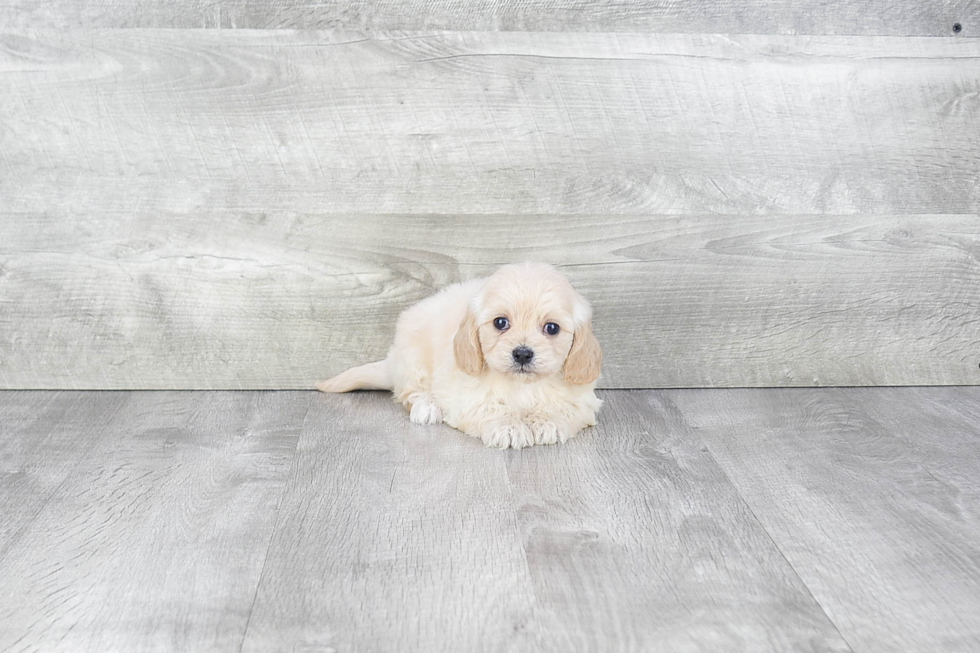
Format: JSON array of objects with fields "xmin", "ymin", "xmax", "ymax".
[
  {"xmin": 701, "ymin": 445, "xmax": 858, "ymax": 651},
  {"xmin": 658, "ymin": 392, "xmax": 860, "ymax": 652},
  {"xmin": 502, "ymin": 451, "xmax": 542, "ymax": 636},
  {"xmin": 236, "ymin": 393, "xmax": 316, "ymax": 653}
]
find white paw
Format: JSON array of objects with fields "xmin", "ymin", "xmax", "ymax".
[
  {"xmin": 409, "ymin": 397, "xmax": 443, "ymax": 425},
  {"xmin": 532, "ymin": 420, "xmax": 579, "ymax": 444},
  {"xmin": 483, "ymin": 422, "xmax": 534, "ymax": 450},
  {"xmin": 530, "ymin": 421, "xmax": 560, "ymax": 445}
]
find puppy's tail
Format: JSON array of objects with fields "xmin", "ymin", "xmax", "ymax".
[{"xmin": 315, "ymin": 360, "xmax": 393, "ymax": 393}]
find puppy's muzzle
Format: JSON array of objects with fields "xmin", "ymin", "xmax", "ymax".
[{"xmin": 512, "ymin": 346, "xmax": 534, "ymax": 366}]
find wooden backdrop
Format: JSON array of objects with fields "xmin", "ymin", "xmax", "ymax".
[{"xmin": 1, "ymin": 3, "xmax": 978, "ymax": 389}]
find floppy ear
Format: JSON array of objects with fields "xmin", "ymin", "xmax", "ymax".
[
  {"xmin": 453, "ymin": 306, "xmax": 485, "ymax": 376},
  {"xmin": 563, "ymin": 318, "xmax": 602, "ymax": 385}
]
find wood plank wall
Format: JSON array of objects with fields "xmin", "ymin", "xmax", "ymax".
[{"xmin": 0, "ymin": 4, "xmax": 978, "ymax": 388}]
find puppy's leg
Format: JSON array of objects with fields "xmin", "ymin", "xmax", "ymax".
[
  {"xmin": 390, "ymin": 352, "xmax": 443, "ymax": 425},
  {"xmin": 528, "ymin": 418, "xmax": 566, "ymax": 446},
  {"xmin": 407, "ymin": 392, "xmax": 443, "ymax": 425},
  {"xmin": 528, "ymin": 401, "xmax": 598, "ymax": 446},
  {"xmin": 483, "ymin": 419, "xmax": 534, "ymax": 450},
  {"xmin": 387, "ymin": 321, "xmax": 447, "ymax": 425},
  {"xmin": 452, "ymin": 406, "xmax": 533, "ymax": 449}
]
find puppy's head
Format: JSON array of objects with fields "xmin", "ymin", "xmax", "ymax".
[{"xmin": 453, "ymin": 262, "xmax": 601, "ymax": 384}]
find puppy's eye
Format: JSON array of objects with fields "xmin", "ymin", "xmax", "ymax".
[
  {"xmin": 544, "ymin": 322, "xmax": 560, "ymax": 336},
  {"xmin": 493, "ymin": 317, "xmax": 509, "ymax": 331}
]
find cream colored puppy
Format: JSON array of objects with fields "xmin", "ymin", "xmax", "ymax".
[{"xmin": 316, "ymin": 262, "xmax": 602, "ymax": 449}]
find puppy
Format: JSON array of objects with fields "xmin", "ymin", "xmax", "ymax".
[{"xmin": 316, "ymin": 262, "xmax": 602, "ymax": 449}]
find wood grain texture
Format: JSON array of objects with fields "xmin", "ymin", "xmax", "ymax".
[
  {"xmin": 0, "ymin": 391, "xmax": 128, "ymax": 560},
  {"xmin": 1, "ymin": 0, "xmax": 977, "ymax": 35},
  {"xmin": 2, "ymin": 211, "xmax": 977, "ymax": 389},
  {"xmin": 670, "ymin": 387, "xmax": 980, "ymax": 652},
  {"xmin": 4, "ymin": 389, "xmax": 980, "ymax": 650},
  {"xmin": 240, "ymin": 391, "xmax": 542, "ymax": 652},
  {"xmin": 0, "ymin": 391, "xmax": 310, "ymax": 652},
  {"xmin": 241, "ymin": 390, "xmax": 851, "ymax": 652},
  {"xmin": 3, "ymin": 30, "xmax": 980, "ymax": 216},
  {"xmin": 503, "ymin": 391, "xmax": 851, "ymax": 652}
]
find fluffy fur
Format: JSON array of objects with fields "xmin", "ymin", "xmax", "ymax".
[{"xmin": 317, "ymin": 262, "xmax": 602, "ymax": 449}]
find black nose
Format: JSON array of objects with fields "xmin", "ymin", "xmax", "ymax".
[{"xmin": 512, "ymin": 346, "xmax": 534, "ymax": 365}]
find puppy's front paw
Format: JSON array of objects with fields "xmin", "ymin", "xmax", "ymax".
[
  {"xmin": 530, "ymin": 420, "xmax": 559, "ymax": 445},
  {"xmin": 409, "ymin": 396, "xmax": 443, "ymax": 425},
  {"xmin": 483, "ymin": 421, "xmax": 534, "ymax": 450},
  {"xmin": 530, "ymin": 420, "xmax": 574, "ymax": 445}
]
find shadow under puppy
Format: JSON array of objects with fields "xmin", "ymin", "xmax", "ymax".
[{"xmin": 317, "ymin": 262, "xmax": 602, "ymax": 449}]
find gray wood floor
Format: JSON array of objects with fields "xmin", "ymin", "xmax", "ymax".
[{"xmin": 1, "ymin": 388, "xmax": 979, "ymax": 652}]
